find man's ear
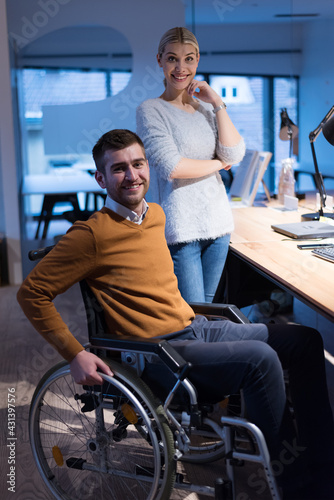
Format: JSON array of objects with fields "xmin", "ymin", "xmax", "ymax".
[{"xmin": 95, "ymin": 170, "xmax": 106, "ymax": 189}]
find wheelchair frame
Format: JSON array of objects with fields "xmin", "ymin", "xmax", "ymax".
[{"xmin": 28, "ymin": 247, "xmax": 281, "ymax": 500}]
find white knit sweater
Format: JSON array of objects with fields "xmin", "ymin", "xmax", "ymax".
[{"xmin": 136, "ymin": 98, "xmax": 245, "ymax": 245}]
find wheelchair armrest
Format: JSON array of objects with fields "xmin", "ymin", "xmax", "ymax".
[
  {"xmin": 189, "ymin": 302, "xmax": 250, "ymax": 324},
  {"xmin": 90, "ymin": 334, "xmax": 190, "ymax": 375},
  {"xmin": 28, "ymin": 245, "xmax": 55, "ymax": 261}
]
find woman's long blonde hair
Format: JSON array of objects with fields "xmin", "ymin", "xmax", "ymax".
[{"xmin": 158, "ymin": 27, "xmax": 199, "ymax": 57}]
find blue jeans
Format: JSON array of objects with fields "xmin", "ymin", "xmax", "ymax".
[{"xmin": 168, "ymin": 235, "xmax": 230, "ymax": 303}]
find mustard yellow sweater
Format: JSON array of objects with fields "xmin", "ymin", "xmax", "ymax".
[{"xmin": 17, "ymin": 204, "xmax": 194, "ymax": 362}]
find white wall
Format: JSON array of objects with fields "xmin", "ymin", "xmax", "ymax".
[
  {"xmin": 17, "ymin": 25, "xmax": 132, "ymax": 71},
  {"xmin": 0, "ymin": 0, "xmax": 22, "ymax": 284},
  {"xmin": 194, "ymin": 22, "xmax": 303, "ymax": 76}
]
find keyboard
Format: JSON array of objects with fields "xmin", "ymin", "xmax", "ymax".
[{"xmin": 312, "ymin": 245, "xmax": 334, "ymax": 262}]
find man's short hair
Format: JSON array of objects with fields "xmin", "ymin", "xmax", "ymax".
[{"xmin": 92, "ymin": 129, "xmax": 146, "ymax": 173}]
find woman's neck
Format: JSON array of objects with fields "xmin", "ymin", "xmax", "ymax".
[{"xmin": 160, "ymin": 87, "xmax": 197, "ymax": 111}]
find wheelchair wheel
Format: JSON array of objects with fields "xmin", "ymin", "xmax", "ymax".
[{"xmin": 29, "ymin": 360, "xmax": 175, "ymax": 500}]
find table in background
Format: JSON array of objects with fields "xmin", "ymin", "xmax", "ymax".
[
  {"xmin": 22, "ymin": 174, "xmax": 106, "ymax": 239},
  {"xmin": 228, "ymin": 195, "xmax": 334, "ymax": 322}
]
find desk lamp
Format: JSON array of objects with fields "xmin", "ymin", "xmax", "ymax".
[
  {"xmin": 279, "ymin": 108, "xmax": 299, "ymax": 158},
  {"xmin": 302, "ymin": 105, "xmax": 334, "ymax": 221},
  {"xmin": 278, "ymin": 109, "xmax": 299, "ymax": 203}
]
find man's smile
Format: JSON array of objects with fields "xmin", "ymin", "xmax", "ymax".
[{"xmin": 123, "ymin": 184, "xmax": 141, "ymax": 190}]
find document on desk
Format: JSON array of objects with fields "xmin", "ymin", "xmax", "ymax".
[
  {"xmin": 229, "ymin": 151, "xmax": 272, "ymax": 207},
  {"xmin": 229, "ymin": 150, "xmax": 259, "ymax": 200}
]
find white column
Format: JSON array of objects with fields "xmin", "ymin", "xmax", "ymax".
[{"xmin": 0, "ymin": 0, "xmax": 23, "ymax": 284}]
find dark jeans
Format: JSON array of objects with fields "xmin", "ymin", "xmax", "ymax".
[{"xmin": 167, "ymin": 316, "xmax": 334, "ymax": 498}]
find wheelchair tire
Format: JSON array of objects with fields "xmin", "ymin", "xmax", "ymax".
[{"xmin": 29, "ymin": 360, "xmax": 175, "ymax": 500}]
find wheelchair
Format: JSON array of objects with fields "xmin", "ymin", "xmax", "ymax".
[{"xmin": 28, "ymin": 247, "xmax": 281, "ymax": 500}]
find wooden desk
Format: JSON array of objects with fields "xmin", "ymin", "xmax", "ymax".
[{"xmin": 230, "ymin": 199, "xmax": 334, "ymax": 321}]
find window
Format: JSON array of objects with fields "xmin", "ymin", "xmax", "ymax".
[
  {"xmin": 20, "ymin": 67, "xmax": 131, "ymax": 220},
  {"xmin": 22, "ymin": 68, "xmax": 131, "ymax": 124},
  {"xmin": 20, "ymin": 67, "xmax": 131, "ymax": 173},
  {"xmin": 209, "ymin": 75, "xmax": 264, "ymax": 148},
  {"xmin": 274, "ymin": 78, "xmax": 298, "ymax": 161},
  {"xmin": 206, "ymin": 74, "xmax": 298, "ymax": 192}
]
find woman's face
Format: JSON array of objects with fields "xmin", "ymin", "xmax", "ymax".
[{"xmin": 157, "ymin": 42, "xmax": 199, "ymax": 91}]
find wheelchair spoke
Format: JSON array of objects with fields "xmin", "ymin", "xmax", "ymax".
[{"xmin": 29, "ymin": 361, "xmax": 175, "ymax": 500}]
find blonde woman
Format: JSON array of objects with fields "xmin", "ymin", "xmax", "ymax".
[{"xmin": 136, "ymin": 27, "xmax": 245, "ymax": 302}]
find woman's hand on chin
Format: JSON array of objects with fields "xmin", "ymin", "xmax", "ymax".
[{"xmin": 187, "ymin": 80, "xmax": 221, "ymax": 107}]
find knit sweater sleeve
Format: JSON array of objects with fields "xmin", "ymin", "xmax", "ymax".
[
  {"xmin": 136, "ymin": 100, "xmax": 182, "ymax": 181},
  {"xmin": 17, "ymin": 223, "xmax": 97, "ymax": 362},
  {"xmin": 137, "ymin": 99, "xmax": 245, "ymax": 174},
  {"xmin": 216, "ymin": 137, "xmax": 246, "ymax": 165},
  {"xmin": 198, "ymin": 102, "xmax": 246, "ymax": 165}
]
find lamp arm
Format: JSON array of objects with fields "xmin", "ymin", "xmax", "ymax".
[
  {"xmin": 310, "ymin": 141, "xmax": 326, "ymax": 215},
  {"xmin": 309, "ymin": 105, "xmax": 334, "ymax": 143},
  {"xmin": 287, "ymin": 125, "xmax": 293, "ymax": 158},
  {"xmin": 308, "ymin": 106, "xmax": 334, "ymax": 215}
]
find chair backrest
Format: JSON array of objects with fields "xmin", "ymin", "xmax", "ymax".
[{"xmin": 79, "ymin": 280, "xmax": 108, "ymax": 340}]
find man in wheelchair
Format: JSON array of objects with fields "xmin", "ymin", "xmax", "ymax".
[{"xmin": 18, "ymin": 129, "xmax": 333, "ymax": 499}]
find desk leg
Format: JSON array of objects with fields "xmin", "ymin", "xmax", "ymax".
[
  {"xmin": 35, "ymin": 197, "xmax": 49, "ymax": 239},
  {"xmin": 35, "ymin": 194, "xmax": 82, "ymax": 240},
  {"xmin": 68, "ymin": 194, "xmax": 81, "ymax": 219},
  {"xmin": 41, "ymin": 196, "xmax": 55, "ymax": 239}
]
